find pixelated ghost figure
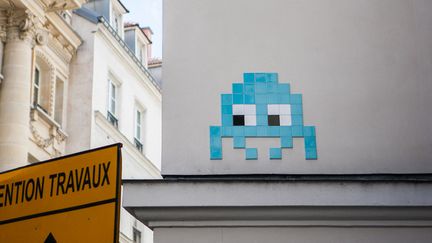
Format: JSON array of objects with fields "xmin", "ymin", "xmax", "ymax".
[{"xmin": 209, "ymin": 73, "xmax": 317, "ymax": 160}]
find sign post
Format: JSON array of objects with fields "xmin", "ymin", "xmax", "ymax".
[{"xmin": 0, "ymin": 143, "xmax": 122, "ymax": 243}]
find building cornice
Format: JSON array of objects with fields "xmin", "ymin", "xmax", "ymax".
[{"xmin": 123, "ymin": 179, "xmax": 432, "ymax": 228}]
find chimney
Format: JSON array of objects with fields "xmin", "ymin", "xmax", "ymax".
[{"xmin": 142, "ymin": 27, "xmax": 154, "ymax": 60}]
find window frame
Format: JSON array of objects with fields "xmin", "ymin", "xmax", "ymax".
[
  {"xmin": 134, "ymin": 109, "xmax": 142, "ymax": 141},
  {"xmin": 133, "ymin": 227, "xmax": 142, "ymax": 243},
  {"xmin": 33, "ymin": 66, "xmax": 41, "ymax": 107},
  {"xmin": 107, "ymin": 77, "xmax": 120, "ymax": 128},
  {"xmin": 133, "ymin": 105, "xmax": 145, "ymax": 153}
]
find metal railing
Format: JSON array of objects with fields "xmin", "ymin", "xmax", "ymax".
[
  {"xmin": 107, "ymin": 111, "xmax": 119, "ymax": 128},
  {"xmin": 98, "ymin": 16, "xmax": 161, "ymax": 92},
  {"xmin": 134, "ymin": 138, "xmax": 143, "ymax": 153}
]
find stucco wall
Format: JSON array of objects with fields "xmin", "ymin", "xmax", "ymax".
[{"xmin": 162, "ymin": 0, "xmax": 432, "ymax": 175}]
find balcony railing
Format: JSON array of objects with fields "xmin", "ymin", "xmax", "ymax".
[
  {"xmin": 107, "ymin": 111, "xmax": 118, "ymax": 128},
  {"xmin": 134, "ymin": 138, "xmax": 143, "ymax": 152}
]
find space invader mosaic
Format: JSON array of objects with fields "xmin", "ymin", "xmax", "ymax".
[{"xmin": 209, "ymin": 73, "xmax": 318, "ymax": 160}]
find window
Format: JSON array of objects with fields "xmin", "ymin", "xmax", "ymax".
[
  {"xmin": 133, "ymin": 228, "xmax": 141, "ymax": 243},
  {"xmin": 33, "ymin": 59, "xmax": 51, "ymax": 114},
  {"xmin": 134, "ymin": 108, "xmax": 143, "ymax": 152},
  {"xmin": 107, "ymin": 79, "xmax": 118, "ymax": 127},
  {"xmin": 33, "ymin": 67, "xmax": 40, "ymax": 107}
]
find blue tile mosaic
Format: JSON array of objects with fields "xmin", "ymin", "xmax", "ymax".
[{"xmin": 210, "ymin": 72, "xmax": 317, "ymax": 160}]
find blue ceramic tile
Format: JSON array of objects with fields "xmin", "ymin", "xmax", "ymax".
[
  {"xmin": 304, "ymin": 136, "xmax": 317, "ymax": 148},
  {"xmin": 222, "ymin": 114, "xmax": 233, "ymax": 126},
  {"xmin": 244, "ymin": 73, "xmax": 255, "ymax": 83},
  {"xmin": 269, "ymin": 148, "xmax": 282, "ymax": 159},
  {"xmin": 257, "ymin": 115, "xmax": 268, "ymax": 126},
  {"xmin": 233, "ymin": 127, "xmax": 245, "ymax": 136},
  {"xmin": 281, "ymin": 136, "xmax": 293, "ymax": 148},
  {"xmin": 245, "ymin": 148, "xmax": 258, "ymax": 160},
  {"xmin": 280, "ymin": 126, "xmax": 292, "ymax": 136},
  {"xmin": 305, "ymin": 148, "xmax": 317, "ymax": 160},
  {"xmin": 221, "ymin": 94, "xmax": 233, "ymax": 105},
  {"xmin": 222, "ymin": 105, "xmax": 232, "ymax": 114},
  {"xmin": 267, "ymin": 95, "xmax": 278, "ymax": 104},
  {"xmin": 232, "ymin": 83, "xmax": 243, "ymax": 94},
  {"xmin": 244, "ymin": 94, "xmax": 255, "ymax": 104},
  {"xmin": 245, "ymin": 126, "xmax": 257, "ymax": 136},
  {"xmin": 266, "ymin": 73, "xmax": 278, "ymax": 83},
  {"xmin": 292, "ymin": 125, "xmax": 304, "ymax": 137},
  {"xmin": 210, "ymin": 126, "xmax": 221, "ymax": 136},
  {"xmin": 278, "ymin": 94, "xmax": 290, "ymax": 104},
  {"xmin": 303, "ymin": 126, "xmax": 316, "ymax": 136},
  {"xmin": 222, "ymin": 126, "xmax": 233, "ymax": 136},
  {"xmin": 290, "ymin": 94, "xmax": 302, "ymax": 104},
  {"xmin": 233, "ymin": 136, "xmax": 245, "ymax": 148},
  {"xmin": 278, "ymin": 84, "xmax": 290, "ymax": 93},
  {"xmin": 255, "ymin": 73, "xmax": 267, "ymax": 83},
  {"xmin": 268, "ymin": 127, "xmax": 280, "ymax": 137},
  {"xmin": 255, "ymin": 94, "xmax": 267, "ymax": 104},
  {"xmin": 233, "ymin": 94, "xmax": 244, "ymax": 104},
  {"xmin": 256, "ymin": 104, "xmax": 267, "ymax": 115},
  {"xmin": 291, "ymin": 104, "xmax": 303, "ymax": 115},
  {"xmin": 292, "ymin": 114, "xmax": 303, "ymax": 125},
  {"xmin": 244, "ymin": 84, "xmax": 255, "ymax": 94},
  {"xmin": 267, "ymin": 83, "xmax": 278, "ymax": 93},
  {"xmin": 210, "ymin": 147, "xmax": 222, "ymax": 159},
  {"xmin": 257, "ymin": 126, "xmax": 267, "ymax": 136},
  {"xmin": 255, "ymin": 83, "xmax": 267, "ymax": 94}
]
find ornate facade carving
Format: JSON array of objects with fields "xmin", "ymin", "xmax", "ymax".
[
  {"xmin": 29, "ymin": 115, "xmax": 67, "ymax": 149},
  {"xmin": 35, "ymin": 49, "xmax": 56, "ymax": 116},
  {"xmin": 0, "ymin": 3, "xmax": 81, "ymax": 162},
  {"xmin": 1, "ymin": 9, "xmax": 48, "ymax": 46}
]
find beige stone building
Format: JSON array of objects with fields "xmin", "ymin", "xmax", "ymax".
[{"xmin": 0, "ymin": 0, "xmax": 87, "ymax": 171}]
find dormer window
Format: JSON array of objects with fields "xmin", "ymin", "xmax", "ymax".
[{"xmin": 110, "ymin": 0, "xmax": 129, "ymax": 37}]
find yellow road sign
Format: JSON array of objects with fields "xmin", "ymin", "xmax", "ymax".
[{"xmin": 0, "ymin": 144, "xmax": 122, "ymax": 243}]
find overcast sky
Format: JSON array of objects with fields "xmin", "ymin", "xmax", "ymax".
[{"xmin": 122, "ymin": 0, "xmax": 162, "ymax": 58}]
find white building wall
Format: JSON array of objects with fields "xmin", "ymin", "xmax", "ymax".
[
  {"xmin": 92, "ymin": 33, "xmax": 162, "ymax": 168},
  {"xmin": 69, "ymin": 12, "xmax": 162, "ymax": 243}
]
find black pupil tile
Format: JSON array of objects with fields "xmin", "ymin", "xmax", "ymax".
[
  {"xmin": 268, "ymin": 115, "xmax": 280, "ymax": 126},
  {"xmin": 233, "ymin": 115, "xmax": 245, "ymax": 126}
]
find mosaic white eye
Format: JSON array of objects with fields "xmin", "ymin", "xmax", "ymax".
[
  {"xmin": 267, "ymin": 104, "xmax": 292, "ymax": 126},
  {"xmin": 279, "ymin": 105, "xmax": 291, "ymax": 115},
  {"xmin": 267, "ymin": 104, "xmax": 279, "ymax": 115},
  {"xmin": 280, "ymin": 115, "xmax": 292, "ymax": 126},
  {"xmin": 244, "ymin": 115, "xmax": 257, "ymax": 126},
  {"xmin": 232, "ymin": 104, "xmax": 256, "ymax": 126}
]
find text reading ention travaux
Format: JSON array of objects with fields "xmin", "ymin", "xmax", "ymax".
[{"xmin": 0, "ymin": 161, "xmax": 111, "ymax": 208}]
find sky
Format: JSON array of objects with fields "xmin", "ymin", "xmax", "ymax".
[{"xmin": 122, "ymin": 0, "xmax": 162, "ymax": 58}]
